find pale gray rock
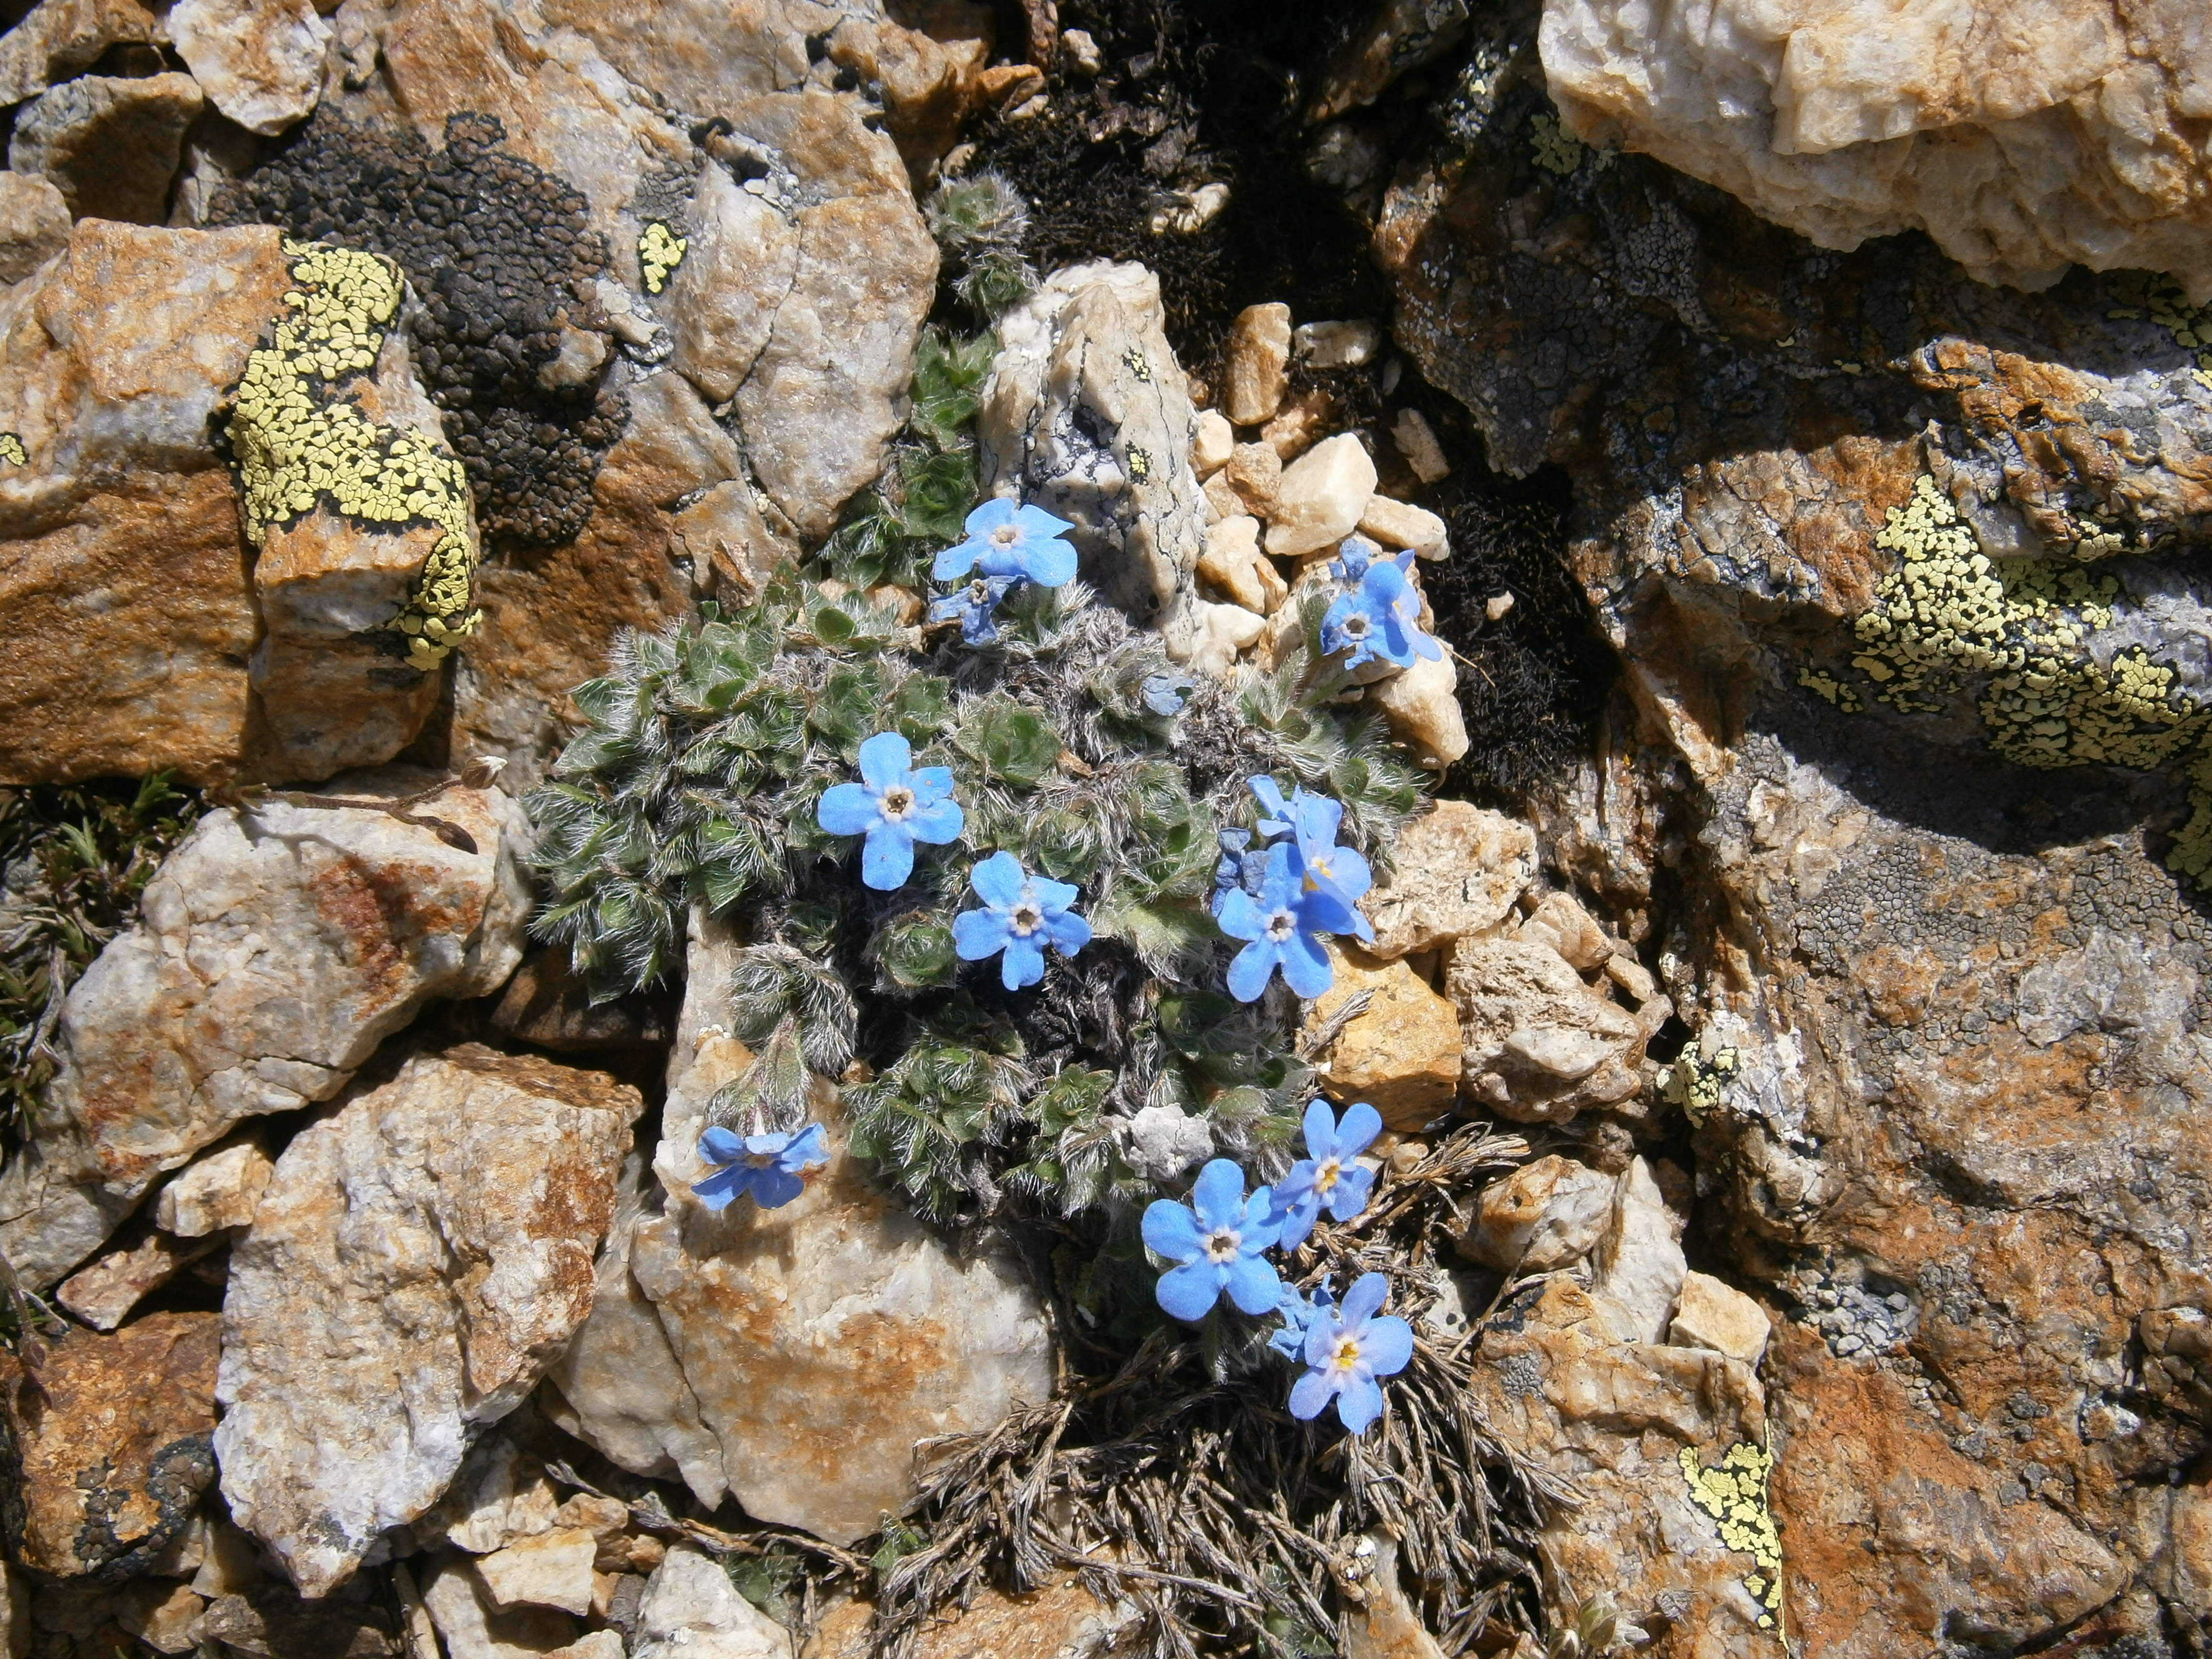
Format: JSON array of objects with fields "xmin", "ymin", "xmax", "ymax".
[
  {"xmin": 0, "ymin": 173, "xmax": 70, "ymax": 289},
  {"xmin": 154, "ymin": 1140, "xmax": 275, "ymax": 1238},
  {"xmin": 7, "ymin": 72, "xmax": 203, "ymax": 224},
  {"xmin": 215, "ymin": 1047, "xmax": 641, "ymax": 1597},
  {"xmin": 1586, "ymin": 1157, "xmax": 1688, "ymax": 1345},
  {"xmin": 1123, "ymin": 1104, "xmax": 1214, "ymax": 1182},
  {"xmin": 422, "ymin": 1554, "xmax": 580, "ymax": 1659},
  {"xmin": 667, "ymin": 158, "xmax": 799, "ymax": 406},
  {"xmin": 632, "ymin": 1546, "xmax": 792, "ymax": 1659},
  {"xmin": 1366, "ymin": 647, "xmax": 1468, "ymax": 770},
  {"xmin": 0, "ymin": 773, "xmax": 529, "ymax": 1290},
  {"xmin": 980, "ymin": 261, "xmax": 1210, "ymax": 662},
  {"xmin": 167, "ymin": 0, "xmax": 331, "ymax": 137},
  {"xmin": 1445, "ymin": 937, "xmax": 1651, "ymax": 1123},
  {"xmin": 1359, "ymin": 800, "xmax": 1535, "ymax": 961}
]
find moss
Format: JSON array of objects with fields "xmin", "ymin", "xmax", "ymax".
[
  {"xmin": 1679, "ymin": 1440, "xmax": 1784, "ymax": 1632},
  {"xmin": 0, "ymin": 434, "xmax": 24, "ymax": 465},
  {"xmin": 226, "ymin": 239, "xmax": 479, "ymax": 670},
  {"xmin": 638, "ymin": 221, "xmax": 687, "ymax": 296}
]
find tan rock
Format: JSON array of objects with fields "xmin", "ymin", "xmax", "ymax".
[
  {"xmin": 1357, "ymin": 494, "xmax": 1449, "ymax": 561},
  {"xmin": 155, "ymin": 1140, "xmax": 276, "ymax": 1237},
  {"xmin": 116, "ymin": 1583, "xmax": 203, "ymax": 1655},
  {"xmin": 1308, "ymin": 0, "xmax": 1472, "ymax": 124},
  {"xmin": 670, "ymin": 479, "xmax": 798, "ymax": 607},
  {"xmin": 1446, "ymin": 936, "xmax": 1648, "ymax": 1123},
  {"xmin": 1345, "ymin": 1534, "xmax": 1445, "ymax": 1659},
  {"xmin": 55, "ymin": 1228, "xmax": 220, "ymax": 1330},
  {"xmin": 1295, "ymin": 319, "xmax": 1384, "ymax": 368},
  {"xmin": 803, "ymin": 1579, "xmax": 1140, "ymax": 1659},
  {"xmin": 0, "ymin": 1312, "xmax": 219, "ymax": 1580},
  {"xmin": 1191, "ymin": 408, "xmax": 1235, "ymax": 476},
  {"xmin": 189, "ymin": 1519, "xmax": 267, "ymax": 1599},
  {"xmin": 668, "ymin": 157, "xmax": 801, "ymax": 405},
  {"xmin": 0, "ymin": 0, "xmax": 157, "ymax": 106},
  {"xmin": 1183, "ymin": 598, "xmax": 1268, "ymax": 677},
  {"xmin": 549, "ymin": 1634, "xmax": 628, "ymax": 1659},
  {"xmin": 1197, "ymin": 514, "xmax": 1285, "ymax": 615},
  {"xmin": 1201, "ymin": 468, "xmax": 1243, "ymax": 524},
  {"xmin": 1389, "ymin": 409, "xmax": 1450, "ymax": 484},
  {"xmin": 1454, "ymin": 1153, "xmax": 1616, "ymax": 1272},
  {"xmin": 1261, "ymin": 389, "xmax": 1335, "ymax": 461},
  {"xmin": 0, "ymin": 772, "xmax": 530, "ymax": 1290},
  {"xmin": 0, "ymin": 173, "xmax": 69, "ymax": 288},
  {"xmin": 1223, "ymin": 301, "xmax": 1292, "ymax": 425},
  {"xmin": 1304, "ymin": 941, "xmax": 1463, "ymax": 1132},
  {"xmin": 1588, "ymin": 1157, "xmax": 1688, "ymax": 1345},
  {"xmin": 1361, "ymin": 800, "xmax": 1536, "ymax": 959},
  {"xmin": 1367, "ymin": 648, "xmax": 1469, "ymax": 769},
  {"xmin": 167, "ymin": 0, "xmax": 330, "ymax": 137},
  {"xmin": 413, "ymin": 1426, "xmax": 561, "ymax": 1556},
  {"xmin": 6, "ymin": 71, "xmax": 201, "ymax": 224},
  {"xmin": 476, "ymin": 1528, "xmax": 599, "ymax": 1617},
  {"xmin": 191, "ymin": 1586, "xmax": 404, "ymax": 1656},
  {"xmin": 1223, "ymin": 440, "xmax": 1283, "ymax": 517},
  {"xmin": 632, "ymin": 1546, "xmax": 792, "ymax": 1659},
  {"xmin": 1670, "ymin": 1270, "xmax": 1772, "ymax": 1368},
  {"xmin": 1517, "ymin": 890, "xmax": 1613, "ymax": 972},
  {"xmin": 214, "ymin": 1048, "xmax": 642, "ymax": 1596},
  {"xmin": 423, "ymin": 1554, "xmax": 580, "ymax": 1659},
  {"xmin": 1541, "ymin": 0, "xmax": 2212, "ymax": 299},
  {"xmin": 1265, "ymin": 432, "xmax": 1378, "ymax": 557}
]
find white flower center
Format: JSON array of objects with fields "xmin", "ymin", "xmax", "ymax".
[
  {"xmin": 744, "ymin": 1152, "xmax": 777, "ymax": 1170},
  {"xmin": 1009, "ymin": 900, "xmax": 1043, "ymax": 935},
  {"xmin": 1201, "ymin": 1227, "xmax": 1241, "ymax": 1264},
  {"xmin": 991, "ymin": 523, "xmax": 1021, "ymax": 547},
  {"xmin": 880, "ymin": 785, "xmax": 914, "ymax": 820},
  {"xmin": 1265, "ymin": 908, "xmax": 1297, "ymax": 941},
  {"xmin": 1340, "ymin": 613, "xmax": 1369, "ymax": 638}
]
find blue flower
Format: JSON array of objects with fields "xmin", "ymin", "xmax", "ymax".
[
  {"xmin": 816, "ymin": 731, "xmax": 964, "ymax": 890},
  {"xmin": 1247, "ymin": 779, "xmax": 1375, "ymax": 942},
  {"xmin": 929, "ymin": 573, "xmax": 1018, "ymax": 644},
  {"xmin": 1141, "ymin": 671, "xmax": 1196, "ymax": 716},
  {"xmin": 1210, "ymin": 827, "xmax": 1270, "ymax": 917},
  {"xmin": 1288, "ymin": 1271, "xmax": 1413, "ymax": 1434},
  {"xmin": 1269, "ymin": 1099, "xmax": 1381, "ymax": 1250},
  {"xmin": 952, "ymin": 850, "xmax": 1091, "ymax": 990},
  {"xmin": 1268, "ymin": 1276, "xmax": 1335, "ymax": 1361},
  {"xmin": 1215, "ymin": 842, "xmax": 1356, "ymax": 1002},
  {"xmin": 934, "ymin": 498, "xmax": 1080, "ymax": 587},
  {"xmin": 692, "ymin": 1123, "xmax": 831, "ymax": 1211},
  {"xmin": 1320, "ymin": 538, "xmax": 1443, "ymax": 671},
  {"xmin": 1141, "ymin": 1157, "xmax": 1283, "ymax": 1321}
]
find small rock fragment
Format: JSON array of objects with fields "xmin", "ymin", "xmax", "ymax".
[
  {"xmin": 1360, "ymin": 800, "xmax": 1536, "ymax": 959},
  {"xmin": 1588, "ymin": 1159, "xmax": 1688, "ymax": 1345},
  {"xmin": 1455, "ymin": 1155, "xmax": 1616, "ymax": 1272},
  {"xmin": 1265, "ymin": 432, "xmax": 1378, "ymax": 557},
  {"xmin": 7, "ymin": 72, "xmax": 203, "ymax": 223},
  {"xmin": 1669, "ymin": 1270, "xmax": 1772, "ymax": 1367},
  {"xmin": 117, "ymin": 1583, "xmax": 204, "ymax": 1655},
  {"xmin": 1191, "ymin": 408, "xmax": 1235, "ymax": 476},
  {"xmin": 166, "ymin": 0, "xmax": 330, "ymax": 137},
  {"xmin": 156, "ymin": 1141, "xmax": 276, "ymax": 1237},
  {"xmin": 192, "ymin": 1585, "xmax": 401, "ymax": 1658},
  {"xmin": 549, "ymin": 1635, "xmax": 628, "ymax": 1659},
  {"xmin": 1294, "ymin": 319, "xmax": 1382, "ymax": 367},
  {"xmin": 1184, "ymin": 599, "xmax": 1268, "ymax": 677},
  {"xmin": 1061, "ymin": 28, "xmax": 1103, "ymax": 76},
  {"xmin": 1198, "ymin": 515, "xmax": 1286, "ymax": 615},
  {"xmin": 1368, "ymin": 648, "xmax": 1469, "ymax": 769},
  {"xmin": 632, "ymin": 1546, "xmax": 792, "ymax": 1659},
  {"xmin": 1261, "ymin": 389, "xmax": 1335, "ymax": 460},
  {"xmin": 55, "ymin": 1230, "xmax": 219, "ymax": 1330},
  {"xmin": 1517, "ymin": 891, "xmax": 1613, "ymax": 973},
  {"xmin": 1304, "ymin": 942, "xmax": 1463, "ymax": 1131},
  {"xmin": 475, "ymin": 1528, "xmax": 599, "ymax": 1617},
  {"xmin": 1358, "ymin": 494, "xmax": 1449, "ymax": 561},
  {"xmin": 1223, "ymin": 441, "xmax": 1283, "ymax": 517},
  {"xmin": 1484, "ymin": 592, "xmax": 1514, "ymax": 621},
  {"xmin": 422, "ymin": 1556, "xmax": 579, "ymax": 1659},
  {"xmin": 0, "ymin": 0, "xmax": 160, "ymax": 107},
  {"xmin": 1344, "ymin": 1533, "xmax": 1446, "ymax": 1659},
  {"xmin": 1449, "ymin": 937, "xmax": 1647, "ymax": 1123},
  {"xmin": 0, "ymin": 172, "xmax": 69, "ymax": 286},
  {"xmin": 1223, "ymin": 301, "xmax": 1292, "ymax": 425},
  {"xmin": 1390, "ymin": 409, "xmax": 1450, "ymax": 483}
]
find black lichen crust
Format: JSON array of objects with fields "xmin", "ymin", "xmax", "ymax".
[{"xmin": 215, "ymin": 112, "xmax": 626, "ymax": 548}]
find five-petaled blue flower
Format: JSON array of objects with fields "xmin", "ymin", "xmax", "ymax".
[
  {"xmin": 1320, "ymin": 538, "xmax": 1443, "ymax": 671},
  {"xmin": 1215, "ymin": 841, "xmax": 1355, "ymax": 1002},
  {"xmin": 929, "ymin": 572, "xmax": 1019, "ymax": 644},
  {"xmin": 1288, "ymin": 1271, "xmax": 1413, "ymax": 1434},
  {"xmin": 1142, "ymin": 1157, "xmax": 1283, "ymax": 1322},
  {"xmin": 1268, "ymin": 1276, "xmax": 1335, "ymax": 1361},
  {"xmin": 1269, "ymin": 1099, "xmax": 1381, "ymax": 1250},
  {"xmin": 952, "ymin": 850, "xmax": 1091, "ymax": 990},
  {"xmin": 692, "ymin": 1123, "xmax": 830, "ymax": 1211},
  {"xmin": 816, "ymin": 731, "xmax": 964, "ymax": 890},
  {"xmin": 1248, "ymin": 778, "xmax": 1375, "ymax": 942},
  {"xmin": 934, "ymin": 498, "xmax": 1080, "ymax": 588}
]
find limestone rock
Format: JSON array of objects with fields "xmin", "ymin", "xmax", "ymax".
[
  {"xmin": 1308, "ymin": 0, "xmax": 1471, "ymax": 123},
  {"xmin": 1295, "ymin": 320, "xmax": 1385, "ymax": 369},
  {"xmin": 0, "ymin": 0, "xmax": 157, "ymax": 106},
  {"xmin": 1191, "ymin": 408, "xmax": 1234, "ymax": 476},
  {"xmin": 1357, "ymin": 495, "xmax": 1447, "ymax": 561},
  {"xmin": 1360, "ymin": 800, "xmax": 1535, "ymax": 960},
  {"xmin": 1263, "ymin": 433, "xmax": 1376, "ymax": 558},
  {"xmin": 1222, "ymin": 441, "xmax": 1282, "ymax": 518},
  {"xmin": 55, "ymin": 1228, "xmax": 220, "ymax": 1330},
  {"xmin": 1541, "ymin": 0, "xmax": 2212, "ymax": 299},
  {"xmin": 1197, "ymin": 514, "xmax": 1286, "ymax": 615},
  {"xmin": 1303, "ymin": 942, "xmax": 1463, "ymax": 1132},
  {"xmin": 1222, "ymin": 302, "xmax": 1291, "ymax": 425},
  {"xmin": 666, "ymin": 157, "xmax": 800, "ymax": 407},
  {"xmin": 1670, "ymin": 1271, "xmax": 1773, "ymax": 1368},
  {"xmin": 422, "ymin": 1555, "xmax": 579, "ymax": 1659},
  {"xmin": 1123, "ymin": 1103, "xmax": 1214, "ymax": 1183},
  {"xmin": 214, "ymin": 1047, "xmax": 642, "ymax": 1596},
  {"xmin": 1453, "ymin": 1154, "xmax": 1616, "ymax": 1272},
  {"xmin": 1183, "ymin": 599, "xmax": 1267, "ymax": 677},
  {"xmin": 6, "ymin": 72, "xmax": 202, "ymax": 224},
  {"xmin": 116, "ymin": 1582, "xmax": 204, "ymax": 1654},
  {"xmin": 1388, "ymin": 410, "xmax": 1449, "ymax": 485},
  {"xmin": 0, "ymin": 174, "xmax": 69, "ymax": 289},
  {"xmin": 168, "ymin": 0, "xmax": 330, "ymax": 137},
  {"xmin": 1367, "ymin": 648, "xmax": 1468, "ymax": 770},
  {"xmin": 1445, "ymin": 937, "xmax": 1649, "ymax": 1123},
  {"xmin": 154, "ymin": 1141, "xmax": 275, "ymax": 1238},
  {"xmin": 0, "ymin": 1312, "xmax": 219, "ymax": 1581},
  {"xmin": 980, "ymin": 261, "xmax": 1210, "ymax": 661},
  {"xmin": 475, "ymin": 1529, "xmax": 598, "ymax": 1617},
  {"xmin": 0, "ymin": 772, "xmax": 529, "ymax": 1290},
  {"xmin": 190, "ymin": 1584, "xmax": 402, "ymax": 1657},
  {"xmin": 1587, "ymin": 1158, "xmax": 1688, "ymax": 1345},
  {"xmin": 1344, "ymin": 1534, "xmax": 1446, "ymax": 1659},
  {"xmin": 633, "ymin": 1546, "xmax": 792, "ymax": 1659},
  {"xmin": 1516, "ymin": 892, "xmax": 1613, "ymax": 974}
]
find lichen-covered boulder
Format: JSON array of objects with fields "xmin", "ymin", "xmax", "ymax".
[
  {"xmin": 214, "ymin": 1046, "xmax": 642, "ymax": 1597},
  {"xmin": 0, "ymin": 771, "xmax": 529, "ymax": 1290}
]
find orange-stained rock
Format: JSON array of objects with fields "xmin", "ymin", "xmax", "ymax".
[
  {"xmin": 801, "ymin": 1577, "xmax": 1140, "ymax": 1659},
  {"xmin": 214, "ymin": 1046, "xmax": 643, "ymax": 1597},
  {"xmin": 1304, "ymin": 941, "xmax": 1462, "ymax": 1132},
  {"xmin": 0, "ymin": 1312, "xmax": 220, "ymax": 1580}
]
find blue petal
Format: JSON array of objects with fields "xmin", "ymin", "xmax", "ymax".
[
  {"xmin": 1156, "ymin": 1260, "xmax": 1223, "ymax": 1323},
  {"xmin": 1412, "ymin": 628, "xmax": 1445, "ymax": 661},
  {"xmin": 856, "ymin": 730, "xmax": 913, "ymax": 790},
  {"xmin": 1270, "ymin": 1323, "xmax": 1307, "ymax": 1360},
  {"xmin": 904, "ymin": 797, "xmax": 965, "ymax": 846},
  {"xmin": 1240, "ymin": 1185, "xmax": 1282, "ymax": 1247},
  {"xmin": 1328, "ymin": 1162, "xmax": 1376, "ymax": 1221},
  {"xmin": 909, "ymin": 765, "xmax": 957, "ymax": 803},
  {"xmin": 751, "ymin": 1168, "xmax": 806, "ymax": 1209},
  {"xmin": 780, "ymin": 1123, "xmax": 829, "ymax": 1170},
  {"xmin": 744, "ymin": 1130, "xmax": 792, "ymax": 1157},
  {"xmin": 1190, "ymin": 1158, "xmax": 1247, "ymax": 1229},
  {"xmin": 1290, "ymin": 790, "xmax": 1344, "ymax": 851},
  {"xmin": 964, "ymin": 497, "xmax": 1020, "ymax": 538},
  {"xmin": 1225, "ymin": 937, "xmax": 1280, "ymax": 1002},
  {"xmin": 934, "ymin": 538, "xmax": 986, "ymax": 580},
  {"xmin": 1000, "ymin": 933, "xmax": 1046, "ymax": 989},
  {"xmin": 1018, "ymin": 536, "xmax": 1078, "ymax": 588},
  {"xmin": 1335, "ymin": 1373, "xmax": 1386, "ymax": 1434},
  {"xmin": 953, "ymin": 908, "xmax": 1012, "ymax": 962},
  {"xmin": 690, "ymin": 1166, "xmax": 745, "ymax": 1209},
  {"xmin": 1273, "ymin": 1192, "xmax": 1320, "ymax": 1253},
  {"xmin": 698, "ymin": 1126, "xmax": 748, "ymax": 1166},
  {"xmin": 1333, "ymin": 1102, "xmax": 1382, "ymax": 1159},
  {"xmin": 1030, "ymin": 873, "xmax": 1081, "ymax": 915},
  {"xmin": 1341, "ymin": 1272, "xmax": 1389, "ymax": 1326},
  {"xmin": 1043, "ymin": 910, "xmax": 1091, "ymax": 956},
  {"xmin": 1293, "ymin": 887, "xmax": 1358, "ymax": 936},
  {"xmin": 1224, "ymin": 1252, "xmax": 1283, "ymax": 1316},
  {"xmin": 1013, "ymin": 501, "xmax": 1074, "ymax": 540},
  {"xmin": 1249, "ymin": 776, "xmax": 1290, "ymax": 833},
  {"xmin": 1315, "ymin": 844, "xmax": 1371, "ymax": 901},
  {"xmin": 969, "ymin": 849, "xmax": 1028, "ymax": 909},
  {"xmin": 1360, "ymin": 1314, "xmax": 1414, "ymax": 1377},
  {"xmin": 1301, "ymin": 1099, "xmax": 1337, "ymax": 1160},
  {"xmin": 1304, "ymin": 1314, "xmax": 1343, "ymax": 1368},
  {"xmin": 816, "ymin": 782, "xmax": 880, "ymax": 837},
  {"xmin": 860, "ymin": 823, "xmax": 917, "ymax": 890},
  {"xmin": 1214, "ymin": 888, "xmax": 1267, "ymax": 943},
  {"xmin": 1288, "ymin": 1369, "xmax": 1337, "ymax": 1421},
  {"xmin": 1141, "ymin": 1197, "xmax": 1203, "ymax": 1262},
  {"xmin": 1278, "ymin": 929, "xmax": 1335, "ymax": 999},
  {"xmin": 1256, "ymin": 841, "xmax": 1303, "ymax": 905}
]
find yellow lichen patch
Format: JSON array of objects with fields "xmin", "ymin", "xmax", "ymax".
[
  {"xmin": 1529, "ymin": 111, "xmax": 1585, "ymax": 176},
  {"xmin": 228, "ymin": 240, "xmax": 479, "ymax": 672},
  {"xmin": 0, "ymin": 433, "xmax": 25, "ymax": 466},
  {"xmin": 1797, "ymin": 668, "xmax": 1860, "ymax": 712},
  {"xmin": 1661, "ymin": 1043, "xmax": 1737, "ymax": 1127},
  {"xmin": 1850, "ymin": 475, "xmax": 2207, "ymax": 771},
  {"xmin": 1680, "ymin": 1440, "xmax": 1784, "ymax": 1632},
  {"xmin": 2109, "ymin": 272, "xmax": 2212, "ymax": 391},
  {"xmin": 639, "ymin": 221, "xmax": 687, "ymax": 295}
]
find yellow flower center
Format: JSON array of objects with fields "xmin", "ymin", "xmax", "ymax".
[
  {"xmin": 1331, "ymin": 1335, "xmax": 1363, "ymax": 1371},
  {"xmin": 1314, "ymin": 1158, "xmax": 1340, "ymax": 1195}
]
